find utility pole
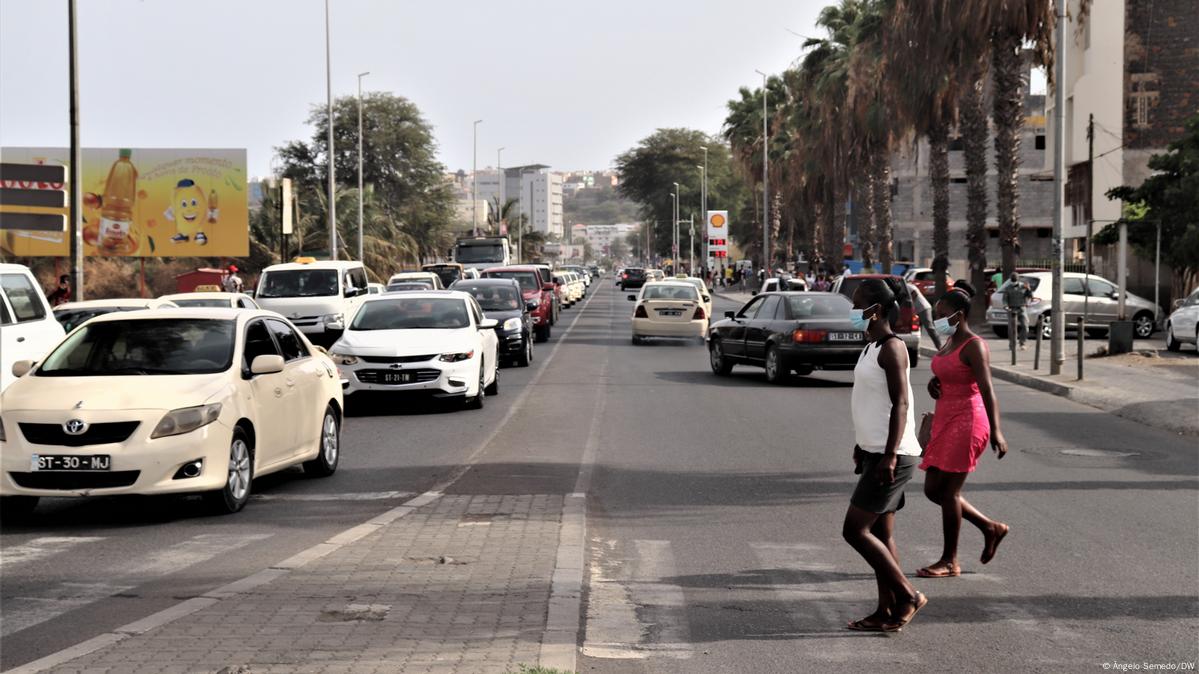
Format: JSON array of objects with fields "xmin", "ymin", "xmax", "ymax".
[
  {"xmin": 357, "ymin": 71, "xmax": 369, "ymax": 263},
  {"xmin": 68, "ymin": 0, "xmax": 83, "ymax": 299},
  {"xmin": 689, "ymin": 213, "xmax": 695, "ymax": 273},
  {"xmin": 699, "ymin": 147, "xmax": 708, "ymax": 269},
  {"xmin": 1084, "ymin": 113, "xmax": 1093, "ymax": 327},
  {"xmin": 472, "ymin": 119, "xmax": 482, "ymax": 236},
  {"xmin": 1049, "ymin": 2, "xmax": 1067, "ymax": 375},
  {"xmin": 325, "ymin": 0, "xmax": 337, "ymax": 260},
  {"xmin": 497, "ymin": 147, "xmax": 505, "ymax": 234},
  {"xmin": 756, "ymin": 70, "xmax": 770, "ymax": 274}
]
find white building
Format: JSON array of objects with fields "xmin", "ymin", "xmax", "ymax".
[
  {"xmin": 578, "ymin": 223, "xmax": 639, "ymax": 256},
  {"xmin": 470, "ymin": 165, "xmax": 563, "ymax": 238}
]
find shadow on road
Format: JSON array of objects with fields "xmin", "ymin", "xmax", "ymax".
[{"xmin": 654, "ymin": 370, "xmax": 854, "ymax": 388}]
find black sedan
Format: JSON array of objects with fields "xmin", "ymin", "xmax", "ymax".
[
  {"xmin": 707, "ymin": 292, "xmax": 866, "ymax": 383},
  {"xmin": 450, "ymin": 278, "xmax": 535, "ymax": 367}
]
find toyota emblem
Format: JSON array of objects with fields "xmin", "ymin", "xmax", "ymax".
[{"xmin": 63, "ymin": 419, "xmax": 89, "ymax": 436}]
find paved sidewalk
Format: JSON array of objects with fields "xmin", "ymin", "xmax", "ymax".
[{"xmin": 37, "ymin": 494, "xmax": 564, "ymax": 674}]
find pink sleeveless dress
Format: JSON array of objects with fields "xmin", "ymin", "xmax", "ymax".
[{"xmin": 920, "ymin": 336, "xmax": 990, "ymax": 473}]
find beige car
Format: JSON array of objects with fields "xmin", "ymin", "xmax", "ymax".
[
  {"xmin": 0, "ymin": 309, "xmax": 344, "ymax": 517},
  {"xmin": 159, "ymin": 291, "xmax": 260, "ymax": 309},
  {"xmin": 629, "ymin": 281, "xmax": 708, "ymax": 344},
  {"xmin": 53, "ymin": 298, "xmax": 178, "ymax": 333},
  {"xmin": 675, "ymin": 276, "xmax": 713, "ymax": 321}
]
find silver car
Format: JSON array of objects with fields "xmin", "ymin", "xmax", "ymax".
[
  {"xmin": 1165, "ymin": 288, "xmax": 1199, "ymax": 352},
  {"xmin": 987, "ymin": 272, "xmax": 1159, "ymax": 340}
]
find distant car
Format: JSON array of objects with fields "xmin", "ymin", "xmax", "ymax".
[
  {"xmin": 986, "ymin": 271, "xmax": 1159, "ymax": 339},
  {"xmin": 365, "ymin": 283, "xmax": 386, "ymax": 295},
  {"xmin": 648, "ymin": 269, "xmax": 666, "ymax": 283},
  {"xmin": 160, "ymin": 292, "xmax": 260, "ymax": 309},
  {"xmin": 620, "ymin": 268, "xmax": 647, "ymax": 290},
  {"xmin": 1165, "ymin": 288, "xmax": 1199, "ymax": 352},
  {"xmin": 386, "ymin": 281, "xmax": 436, "ymax": 293},
  {"xmin": 53, "ymin": 298, "xmax": 179, "ymax": 333},
  {"xmin": 830, "ymin": 274, "xmax": 920, "ymax": 364},
  {"xmin": 452, "ymin": 278, "xmax": 535, "ymax": 367},
  {"xmin": 387, "ymin": 272, "xmax": 444, "ymax": 290},
  {"xmin": 0, "ymin": 309, "xmax": 343, "ymax": 516},
  {"xmin": 254, "ymin": 259, "xmax": 370, "ymax": 348},
  {"xmin": 675, "ymin": 276, "xmax": 713, "ymax": 320},
  {"xmin": 757, "ymin": 277, "xmax": 808, "ymax": 294},
  {"xmin": 628, "ymin": 281, "xmax": 708, "ymax": 344},
  {"xmin": 984, "ymin": 266, "xmax": 1047, "ymax": 297},
  {"xmin": 422, "ymin": 262, "xmax": 468, "ymax": 288},
  {"xmin": 553, "ymin": 272, "xmax": 575, "ymax": 307},
  {"xmin": 902, "ymin": 267, "xmax": 953, "ymax": 298},
  {"xmin": 329, "ymin": 291, "xmax": 499, "ymax": 409},
  {"xmin": 559, "ymin": 265, "xmax": 591, "ymax": 288},
  {"xmin": 527, "ymin": 263, "xmax": 561, "ymax": 323},
  {"xmin": 708, "ymin": 292, "xmax": 866, "ymax": 383},
  {"xmin": 480, "ymin": 265, "xmax": 554, "ymax": 342},
  {"xmin": 0, "ymin": 263, "xmax": 66, "ymax": 393}
]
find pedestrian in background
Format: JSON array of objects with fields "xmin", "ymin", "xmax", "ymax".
[
  {"xmin": 918, "ymin": 282, "xmax": 1010, "ymax": 578},
  {"xmin": 999, "ymin": 273, "xmax": 1033, "ymax": 349},
  {"xmin": 46, "ymin": 274, "xmax": 72, "ymax": 307},
  {"xmin": 843, "ymin": 278, "xmax": 928, "ymax": 632},
  {"xmin": 907, "ymin": 282, "xmax": 941, "ymax": 350},
  {"xmin": 223, "ymin": 265, "xmax": 244, "ymax": 294}
]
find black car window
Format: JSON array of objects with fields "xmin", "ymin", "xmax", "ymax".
[
  {"xmin": 739, "ymin": 296, "xmax": 766, "ymax": 319},
  {"xmin": 243, "ymin": 320, "xmax": 280, "ymax": 370},
  {"xmin": 787, "ymin": 294, "xmax": 852, "ymax": 318},
  {"xmin": 0, "ymin": 273, "xmax": 47, "ymax": 323},
  {"xmin": 0, "ymin": 297, "xmax": 11, "ymax": 325},
  {"xmin": 1086, "ymin": 279, "xmax": 1115, "ymax": 297},
  {"xmin": 756, "ymin": 296, "xmax": 781, "ymax": 321},
  {"xmin": 1062, "ymin": 278, "xmax": 1086, "ymax": 295},
  {"xmin": 267, "ymin": 319, "xmax": 309, "ymax": 361}
]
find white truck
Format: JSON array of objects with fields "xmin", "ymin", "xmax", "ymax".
[
  {"xmin": 0, "ymin": 264, "xmax": 66, "ymax": 392},
  {"xmin": 253, "ymin": 258, "xmax": 370, "ymax": 347},
  {"xmin": 453, "ymin": 236, "xmax": 511, "ymax": 272}
]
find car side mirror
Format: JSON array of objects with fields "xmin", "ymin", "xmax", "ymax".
[
  {"xmin": 11, "ymin": 360, "xmax": 33, "ymax": 378},
  {"xmin": 543, "ymin": 283, "xmax": 555, "ymax": 291},
  {"xmin": 526, "ymin": 301, "xmax": 538, "ymax": 311},
  {"xmin": 703, "ymin": 295, "xmax": 710, "ymax": 303},
  {"xmin": 344, "ymin": 287, "xmax": 359, "ymax": 298},
  {"xmin": 724, "ymin": 311, "xmax": 736, "ymax": 319},
  {"xmin": 1173, "ymin": 299, "xmax": 1185, "ymax": 310},
  {"xmin": 751, "ymin": 290, "xmax": 758, "ymax": 296},
  {"xmin": 250, "ymin": 354, "xmax": 285, "ymax": 375},
  {"xmin": 1109, "ymin": 291, "xmax": 1119, "ymax": 300},
  {"xmin": 627, "ymin": 295, "xmax": 636, "ymax": 301},
  {"xmin": 479, "ymin": 318, "xmax": 499, "ymax": 329}
]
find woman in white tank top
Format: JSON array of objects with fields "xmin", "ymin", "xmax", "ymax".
[{"xmin": 842, "ymin": 278, "xmax": 927, "ymax": 632}]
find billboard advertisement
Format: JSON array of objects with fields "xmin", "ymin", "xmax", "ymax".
[{"xmin": 0, "ymin": 147, "xmax": 248, "ymax": 258}]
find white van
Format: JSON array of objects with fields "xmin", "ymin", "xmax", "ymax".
[
  {"xmin": 254, "ymin": 258, "xmax": 370, "ymax": 346},
  {"xmin": 0, "ymin": 264, "xmax": 66, "ymax": 392}
]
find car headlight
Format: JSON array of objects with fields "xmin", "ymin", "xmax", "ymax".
[
  {"xmin": 151, "ymin": 403, "xmax": 222, "ymax": 439},
  {"xmin": 321, "ymin": 313, "xmax": 345, "ymax": 329},
  {"xmin": 439, "ymin": 351, "xmax": 474, "ymax": 362},
  {"xmin": 329, "ymin": 351, "xmax": 359, "ymax": 365},
  {"xmin": 502, "ymin": 317, "xmax": 522, "ymax": 332}
]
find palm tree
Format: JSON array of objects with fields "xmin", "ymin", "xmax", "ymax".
[{"xmin": 961, "ymin": 70, "xmax": 991, "ymax": 320}]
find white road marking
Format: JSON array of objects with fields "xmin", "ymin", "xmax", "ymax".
[
  {"xmin": 583, "ymin": 538, "xmax": 691, "ymax": 660},
  {"xmin": 0, "ymin": 533, "xmax": 270, "ymax": 638},
  {"xmin": 0, "ymin": 536, "xmax": 105, "ymax": 572},
  {"xmin": 251, "ymin": 491, "xmax": 413, "ymax": 502}
]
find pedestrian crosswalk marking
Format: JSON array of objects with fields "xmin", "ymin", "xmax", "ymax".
[
  {"xmin": 0, "ymin": 532, "xmax": 271, "ymax": 638},
  {"xmin": 0, "ymin": 536, "xmax": 105, "ymax": 572}
]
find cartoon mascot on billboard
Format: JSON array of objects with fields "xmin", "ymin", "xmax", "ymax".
[{"xmin": 164, "ymin": 178, "xmax": 219, "ymax": 245}]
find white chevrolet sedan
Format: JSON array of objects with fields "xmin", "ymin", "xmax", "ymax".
[
  {"xmin": 329, "ymin": 291, "xmax": 500, "ymax": 409},
  {"xmin": 0, "ymin": 309, "xmax": 343, "ymax": 516}
]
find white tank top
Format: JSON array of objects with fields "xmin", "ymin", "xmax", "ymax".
[{"xmin": 852, "ymin": 337, "xmax": 923, "ymax": 456}]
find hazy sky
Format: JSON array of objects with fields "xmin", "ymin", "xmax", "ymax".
[{"xmin": 0, "ymin": 0, "xmax": 825, "ymax": 177}]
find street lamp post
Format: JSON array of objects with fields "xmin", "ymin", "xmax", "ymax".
[
  {"xmin": 325, "ymin": 0, "xmax": 337, "ymax": 260},
  {"xmin": 68, "ymin": 0, "xmax": 83, "ymax": 299},
  {"xmin": 357, "ymin": 71, "xmax": 369, "ymax": 263},
  {"xmin": 697, "ymin": 158, "xmax": 707, "ymax": 270},
  {"xmin": 497, "ymin": 147, "xmax": 505, "ymax": 234},
  {"xmin": 672, "ymin": 181, "xmax": 680, "ymax": 271},
  {"xmin": 755, "ymin": 69, "xmax": 770, "ymax": 274},
  {"xmin": 472, "ymin": 119, "xmax": 483, "ymax": 236},
  {"xmin": 1049, "ymin": 4, "xmax": 1066, "ymax": 374}
]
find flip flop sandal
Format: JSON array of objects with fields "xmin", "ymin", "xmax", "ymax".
[
  {"xmin": 884, "ymin": 592, "xmax": 928, "ymax": 632},
  {"xmin": 847, "ymin": 616, "xmax": 889, "ymax": 632},
  {"xmin": 917, "ymin": 564, "xmax": 960, "ymax": 578}
]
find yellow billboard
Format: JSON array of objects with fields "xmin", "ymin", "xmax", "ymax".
[{"xmin": 0, "ymin": 147, "xmax": 247, "ymax": 258}]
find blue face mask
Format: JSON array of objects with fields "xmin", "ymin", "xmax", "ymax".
[
  {"xmin": 849, "ymin": 304, "xmax": 877, "ymax": 331},
  {"xmin": 934, "ymin": 313, "xmax": 959, "ymax": 336}
]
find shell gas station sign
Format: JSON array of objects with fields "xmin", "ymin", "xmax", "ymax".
[{"xmin": 706, "ymin": 211, "xmax": 728, "ymax": 259}]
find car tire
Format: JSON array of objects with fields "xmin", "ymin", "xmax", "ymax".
[
  {"xmin": 764, "ymin": 345, "xmax": 786, "ymax": 384},
  {"xmin": 1165, "ymin": 324, "xmax": 1180, "ymax": 351},
  {"xmin": 205, "ymin": 428, "xmax": 253, "ymax": 515},
  {"xmin": 1132, "ymin": 311, "xmax": 1155, "ymax": 339},
  {"xmin": 517, "ymin": 336, "xmax": 533, "ymax": 366},
  {"xmin": 709, "ymin": 340, "xmax": 733, "ymax": 375},
  {"xmin": 303, "ymin": 405, "xmax": 340, "ymax": 478},
  {"xmin": 631, "ymin": 335, "xmax": 643, "ymax": 345},
  {"xmin": 0, "ymin": 496, "xmax": 38, "ymax": 520},
  {"xmin": 466, "ymin": 366, "xmax": 485, "ymax": 409},
  {"xmin": 535, "ymin": 324, "xmax": 550, "ymax": 343},
  {"xmin": 992, "ymin": 325, "xmax": 1009, "ymax": 339},
  {"xmin": 485, "ymin": 366, "xmax": 499, "ymax": 395}
]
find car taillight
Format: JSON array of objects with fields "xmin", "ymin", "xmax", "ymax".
[
  {"xmin": 634, "ymin": 305, "xmax": 648, "ymax": 318},
  {"xmin": 908, "ymin": 308, "xmax": 919, "ymax": 333},
  {"xmin": 622, "ymin": 273, "xmax": 628, "ymax": 279},
  {"xmin": 693, "ymin": 306, "xmax": 706, "ymax": 319},
  {"xmin": 792, "ymin": 329, "xmax": 827, "ymax": 343}
]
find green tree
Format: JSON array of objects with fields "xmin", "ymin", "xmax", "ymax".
[{"xmin": 1100, "ymin": 114, "xmax": 1199, "ymax": 300}]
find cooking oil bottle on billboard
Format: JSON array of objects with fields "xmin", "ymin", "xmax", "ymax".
[{"xmin": 99, "ymin": 149, "xmax": 137, "ymax": 252}]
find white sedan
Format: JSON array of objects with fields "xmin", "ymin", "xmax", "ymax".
[
  {"xmin": 629, "ymin": 281, "xmax": 709, "ymax": 344},
  {"xmin": 53, "ymin": 298, "xmax": 178, "ymax": 333},
  {"xmin": 1166, "ymin": 287, "xmax": 1199, "ymax": 352},
  {"xmin": 329, "ymin": 291, "xmax": 500, "ymax": 409},
  {"xmin": 0, "ymin": 309, "xmax": 343, "ymax": 516},
  {"xmin": 159, "ymin": 291, "xmax": 260, "ymax": 309}
]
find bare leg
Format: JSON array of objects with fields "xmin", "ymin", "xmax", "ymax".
[
  {"xmin": 870, "ymin": 513, "xmax": 898, "ymax": 619},
  {"xmin": 843, "ymin": 505, "xmax": 915, "ymax": 613}
]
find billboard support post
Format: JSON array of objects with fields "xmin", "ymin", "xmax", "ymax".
[{"xmin": 68, "ymin": 0, "xmax": 83, "ymax": 299}]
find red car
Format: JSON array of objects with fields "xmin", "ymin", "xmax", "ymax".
[
  {"xmin": 903, "ymin": 267, "xmax": 953, "ymax": 298},
  {"xmin": 481, "ymin": 265, "xmax": 555, "ymax": 342},
  {"xmin": 831, "ymin": 274, "xmax": 921, "ymax": 364}
]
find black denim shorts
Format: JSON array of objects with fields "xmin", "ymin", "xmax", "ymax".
[{"xmin": 850, "ymin": 452, "xmax": 920, "ymax": 514}]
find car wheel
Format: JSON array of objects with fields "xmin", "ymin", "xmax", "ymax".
[
  {"xmin": 1039, "ymin": 312, "xmax": 1053, "ymax": 340},
  {"xmin": 0, "ymin": 496, "xmax": 38, "ymax": 520},
  {"xmin": 485, "ymin": 365, "xmax": 499, "ymax": 395},
  {"xmin": 518, "ymin": 336, "xmax": 533, "ymax": 366},
  {"xmin": 992, "ymin": 325, "xmax": 1009, "ymax": 339},
  {"xmin": 205, "ymin": 428, "xmax": 253, "ymax": 514},
  {"xmin": 709, "ymin": 340, "xmax": 733, "ymax": 375},
  {"xmin": 1165, "ymin": 324, "xmax": 1180, "ymax": 351},
  {"xmin": 1132, "ymin": 311, "xmax": 1155, "ymax": 339},
  {"xmin": 466, "ymin": 365, "xmax": 485, "ymax": 409},
  {"xmin": 764, "ymin": 345, "xmax": 786, "ymax": 384},
  {"xmin": 303, "ymin": 405, "xmax": 340, "ymax": 478},
  {"xmin": 631, "ymin": 335, "xmax": 642, "ymax": 345}
]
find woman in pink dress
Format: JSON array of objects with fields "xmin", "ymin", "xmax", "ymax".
[{"xmin": 917, "ymin": 283, "xmax": 1010, "ymax": 578}]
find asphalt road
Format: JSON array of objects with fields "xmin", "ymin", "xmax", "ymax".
[{"xmin": 2, "ymin": 280, "xmax": 1196, "ymax": 672}]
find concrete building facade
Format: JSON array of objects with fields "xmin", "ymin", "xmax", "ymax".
[{"xmin": 470, "ymin": 165, "xmax": 563, "ymax": 238}]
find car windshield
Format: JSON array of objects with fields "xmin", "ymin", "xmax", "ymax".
[
  {"xmin": 787, "ymin": 294, "xmax": 852, "ymax": 318},
  {"xmin": 170, "ymin": 298, "xmax": 230, "ymax": 308},
  {"xmin": 350, "ymin": 298, "xmax": 471, "ymax": 330},
  {"xmin": 643, "ymin": 285, "xmax": 699, "ymax": 301},
  {"xmin": 454, "ymin": 244, "xmax": 505, "ymax": 263},
  {"xmin": 425, "ymin": 266, "xmax": 462, "ymax": 286},
  {"xmin": 485, "ymin": 271, "xmax": 538, "ymax": 292},
  {"xmin": 37, "ymin": 318, "xmax": 235, "ymax": 376},
  {"xmin": 387, "ymin": 282, "xmax": 433, "ymax": 292},
  {"xmin": 458, "ymin": 285, "xmax": 522, "ymax": 311},
  {"xmin": 257, "ymin": 269, "xmax": 338, "ymax": 298}
]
